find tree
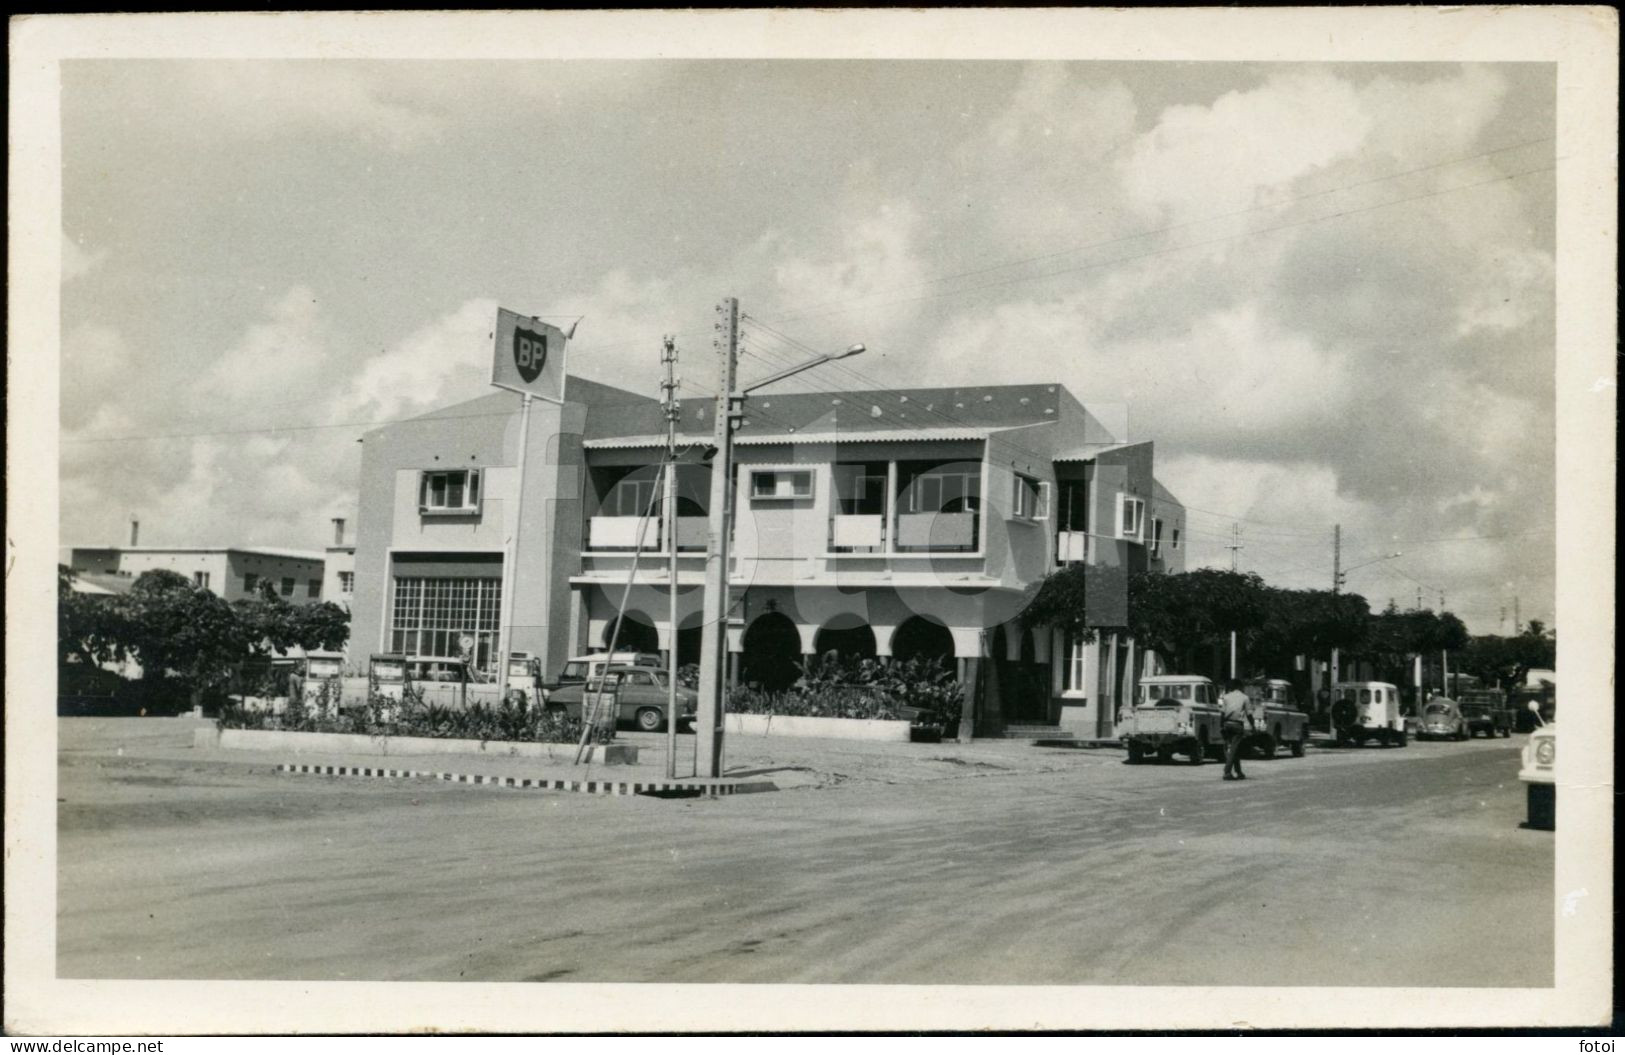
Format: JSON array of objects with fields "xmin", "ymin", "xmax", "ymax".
[
  {"xmin": 1457, "ymin": 623, "xmax": 1556, "ymax": 689},
  {"xmin": 124, "ymin": 569, "xmax": 253, "ymax": 705},
  {"xmin": 233, "ymin": 579, "xmax": 350, "ymax": 657},
  {"xmin": 1126, "ymin": 569, "xmax": 1271, "ymax": 672},
  {"xmin": 57, "ymin": 565, "xmax": 134, "ymax": 668},
  {"xmin": 1246, "ymin": 587, "xmax": 1370, "ymax": 674},
  {"xmin": 1361, "ymin": 604, "xmax": 1472, "ymax": 685}
]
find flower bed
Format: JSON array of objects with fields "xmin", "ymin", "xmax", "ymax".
[
  {"xmin": 725, "ymin": 655, "xmax": 964, "ymax": 739},
  {"xmin": 218, "ymin": 688, "xmax": 612, "ymax": 746}
]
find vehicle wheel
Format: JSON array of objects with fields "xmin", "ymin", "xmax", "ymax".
[
  {"xmin": 1291, "ymin": 735, "xmax": 1306, "ymax": 758},
  {"xmin": 1254, "ymin": 734, "xmax": 1276, "ymax": 760},
  {"xmin": 1126, "ymin": 742, "xmax": 1146, "ymax": 765},
  {"xmin": 635, "ymin": 707, "xmax": 664, "ymax": 732},
  {"xmin": 1395, "ymin": 728, "xmax": 1408, "ymax": 748},
  {"xmin": 1457, "ymin": 727, "xmax": 1469, "ymax": 741},
  {"xmin": 1501, "ymin": 726, "xmax": 1512, "ymax": 738},
  {"xmin": 1188, "ymin": 736, "xmax": 1205, "ymax": 765},
  {"xmin": 1156, "ymin": 746, "xmax": 1174, "ymax": 764}
]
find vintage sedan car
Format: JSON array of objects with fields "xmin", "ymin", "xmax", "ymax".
[
  {"xmin": 546, "ymin": 665, "xmax": 697, "ymax": 732},
  {"xmin": 1417, "ymin": 697, "xmax": 1469, "ymax": 741},
  {"xmin": 1518, "ymin": 705, "xmax": 1555, "ymax": 831}
]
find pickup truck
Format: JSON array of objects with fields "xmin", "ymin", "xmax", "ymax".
[
  {"xmin": 1457, "ymin": 689, "xmax": 1514, "ymax": 738},
  {"xmin": 544, "ymin": 665, "xmax": 697, "ymax": 732},
  {"xmin": 1118, "ymin": 675, "xmax": 1223, "ymax": 765},
  {"xmin": 1241, "ymin": 678, "xmax": 1310, "ymax": 758}
]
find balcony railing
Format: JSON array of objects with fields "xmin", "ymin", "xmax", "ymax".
[
  {"xmin": 1056, "ymin": 530, "xmax": 1087, "ymax": 564},
  {"xmin": 894, "ymin": 511, "xmax": 979, "ymax": 553},
  {"xmin": 588, "ymin": 515, "xmax": 662, "ymax": 551},
  {"xmin": 829, "ymin": 513, "xmax": 885, "ymax": 553}
]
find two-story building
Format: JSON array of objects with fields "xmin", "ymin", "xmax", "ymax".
[
  {"xmin": 347, "ymin": 375, "xmax": 1185, "ymax": 738},
  {"xmin": 68, "ymin": 542, "xmax": 328, "ymax": 604}
]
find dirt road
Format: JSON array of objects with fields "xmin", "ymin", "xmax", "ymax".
[{"xmin": 57, "ymin": 719, "xmax": 1551, "ymax": 985}]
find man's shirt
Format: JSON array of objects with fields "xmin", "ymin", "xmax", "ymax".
[{"xmin": 1220, "ymin": 689, "xmax": 1252, "ymax": 724}]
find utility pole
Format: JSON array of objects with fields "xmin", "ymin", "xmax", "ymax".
[
  {"xmin": 1439, "ymin": 590, "xmax": 1446, "ymax": 611},
  {"xmin": 1330, "ymin": 524, "xmax": 1341, "ymax": 736},
  {"xmin": 696, "ymin": 299, "xmax": 741, "ymax": 780},
  {"xmin": 1500, "ymin": 606, "xmax": 1508, "ymax": 633},
  {"xmin": 1332, "ymin": 524, "xmax": 1342, "ymax": 591},
  {"xmin": 1226, "ymin": 523, "xmax": 1244, "ymax": 571},
  {"xmin": 1416, "ymin": 586, "xmax": 1424, "ymax": 611},
  {"xmin": 1514, "ymin": 595, "xmax": 1521, "ymax": 635},
  {"xmin": 660, "ymin": 334, "xmax": 681, "ymax": 780}
]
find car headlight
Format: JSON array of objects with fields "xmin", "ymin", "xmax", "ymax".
[{"xmin": 1535, "ymin": 739, "xmax": 1555, "ymax": 766}]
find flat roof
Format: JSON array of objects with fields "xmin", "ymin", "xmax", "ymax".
[{"xmin": 70, "ymin": 545, "xmax": 327, "ymax": 562}]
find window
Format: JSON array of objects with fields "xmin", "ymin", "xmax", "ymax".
[
  {"xmin": 280, "ymin": 577, "xmax": 295, "ymax": 597},
  {"xmin": 905, "ymin": 469, "xmax": 981, "ymax": 513},
  {"xmin": 418, "ymin": 469, "xmax": 482, "ymax": 514},
  {"xmin": 307, "ymin": 579, "xmax": 321, "ymax": 598},
  {"xmin": 750, "ymin": 470, "xmax": 813, "ymax": 500},
  {"xmin": 1116, "ymin": 494, "xmax": 1145, "ymax": 541},
  {"xmin": 339, "ymin": 571, "xmax": 355, "ymax": 595},
  {"xmin": 606, "ymin": 475, "xmax": 657, "ymax": 517},
  {"xmin": 1011, "ymin": 474, "xmax": 1048, "ymax": 520},
  {"xmin": 193, "ymin": 571, "xmax": 211, "ymax": 590},
  {"xmin": 243, "ymin": 573, "xmax": 259, "ymax": 593},
  {"xmin": 1062, "ymin": 634, "xmax": 1089, "ymax": 694},
  {"xmin": 1149, "ymin": 517, "xmax": 1164, "ymax": 556},
  {"xmin": 390, "ymin": 576, "xmax": 503, "ymax": 675}
]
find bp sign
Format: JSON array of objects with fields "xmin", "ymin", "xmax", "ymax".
[
  {"xmin": 512, "ymin": 325, "xmax": 548, "ymax": 383},
  {"xmin": 491, "ymin": 307, "xmax": 569, "ymax": 402}
]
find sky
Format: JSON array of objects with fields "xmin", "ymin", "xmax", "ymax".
[{"xmin": 58, "ymin": 59, "xmax": 1557, "ymax": 633}]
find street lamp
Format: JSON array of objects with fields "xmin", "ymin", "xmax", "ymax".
[
  {"xmin": 1336, "ymin": 551, "xmax": 1402, "ymax": 589},
  {"xmin": 694, "ymin": 298, "xmax": 863, "ymax": 779}
]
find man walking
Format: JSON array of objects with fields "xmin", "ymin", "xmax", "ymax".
[{"xmin": 1220, "ymin": 679, "xmax": 1254, "ymax": 781}]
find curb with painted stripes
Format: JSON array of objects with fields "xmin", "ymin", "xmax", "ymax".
[{"xmin": 277, "ymin": 762, "xmax": 762, "ymax": 797}]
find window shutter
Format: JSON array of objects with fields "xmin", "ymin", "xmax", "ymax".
[
  {"xmin": 419, "ymin": 472, "xmax": 430, "ymax": 509},
  {"xmin": 1115, "ymin": 493, "xmax": 1126, "ymax": 538},
  {"xmin": 1036, "ymin": 481, "xmax": 1051, "ymax": 521},
  {"xmin": 468, "ymin": 469, "xmax": 482, "ymax": 511}
]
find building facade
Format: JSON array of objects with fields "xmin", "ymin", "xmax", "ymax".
[
  {"xmin": 68, "ymin": 546, "xmax": 329, "ymax": 604},
  {"xmin": 348, "ymin": 377, "xmax": 1186, "ymax": 737}
]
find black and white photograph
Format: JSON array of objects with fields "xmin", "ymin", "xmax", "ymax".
[{"xmin": 6, "ymin": 8, "xmax": 1615, "ymax": 1036}]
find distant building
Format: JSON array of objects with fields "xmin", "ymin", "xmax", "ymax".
[
  {"xmin": 347, "ymin": 374, "xmax": 1187, "ymax": 738},
  {"xmin": 67, "ymin": 542, "xmax": 328, "ymax": 605},
  {"xmin": 321, "ymin": 517, "xmax": 357, "ymax": 612}
]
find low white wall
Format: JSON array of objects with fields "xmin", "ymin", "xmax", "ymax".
[
  {"xmin": 724, "ymin": 712, "xmax": 912, "ymax": 742},
  {"xmin": 195, "ymin": 726, "xmax": 637, "ymax": 765}
]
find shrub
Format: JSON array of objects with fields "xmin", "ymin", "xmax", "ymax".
[
  {"xmin": 218, "ymin": 682, "xmax": 610, "ymax": 745},
  {"xmin": 722, "ymin": 654, "xmax": 964, "ymax": 725}
]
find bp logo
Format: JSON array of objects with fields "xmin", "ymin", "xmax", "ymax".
[{"xmin": 513, "ymin": 326, "xmax": 549, "ymax": 383}]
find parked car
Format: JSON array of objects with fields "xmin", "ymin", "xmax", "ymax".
[
  {"xmin": 1240, "ymin": 678, "xmax": 1310, "ymax": 758},
  {"xmin": 1518, "ymin": 703, "xmax": 1555, "ymax": 830},
  {"xmin": 1329, "ymin": 681, "xmax": 1408, "ymax": 747},
  {"xmin": 1417, "ymin": 697, "xmax": 1469, "ymax": 741},
  {"xmin": 1457, "ymin": 689, "xmax": 1514, "ymax": 738},
  {"xmin": 551, "ymin": 651, "xmax": 664, "ymax": 690},
  {"xmin": 545, "ymin": 665, "xmax": 697, "ymax": 732},
  {"xmin": 1118, "ymin": 675, "xmax": 1222, "ymax": 765}
]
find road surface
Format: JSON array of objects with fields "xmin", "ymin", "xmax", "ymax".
[{"xmin": 57, "ymin": 719, "xmax": 1551, "ymax": 986}]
